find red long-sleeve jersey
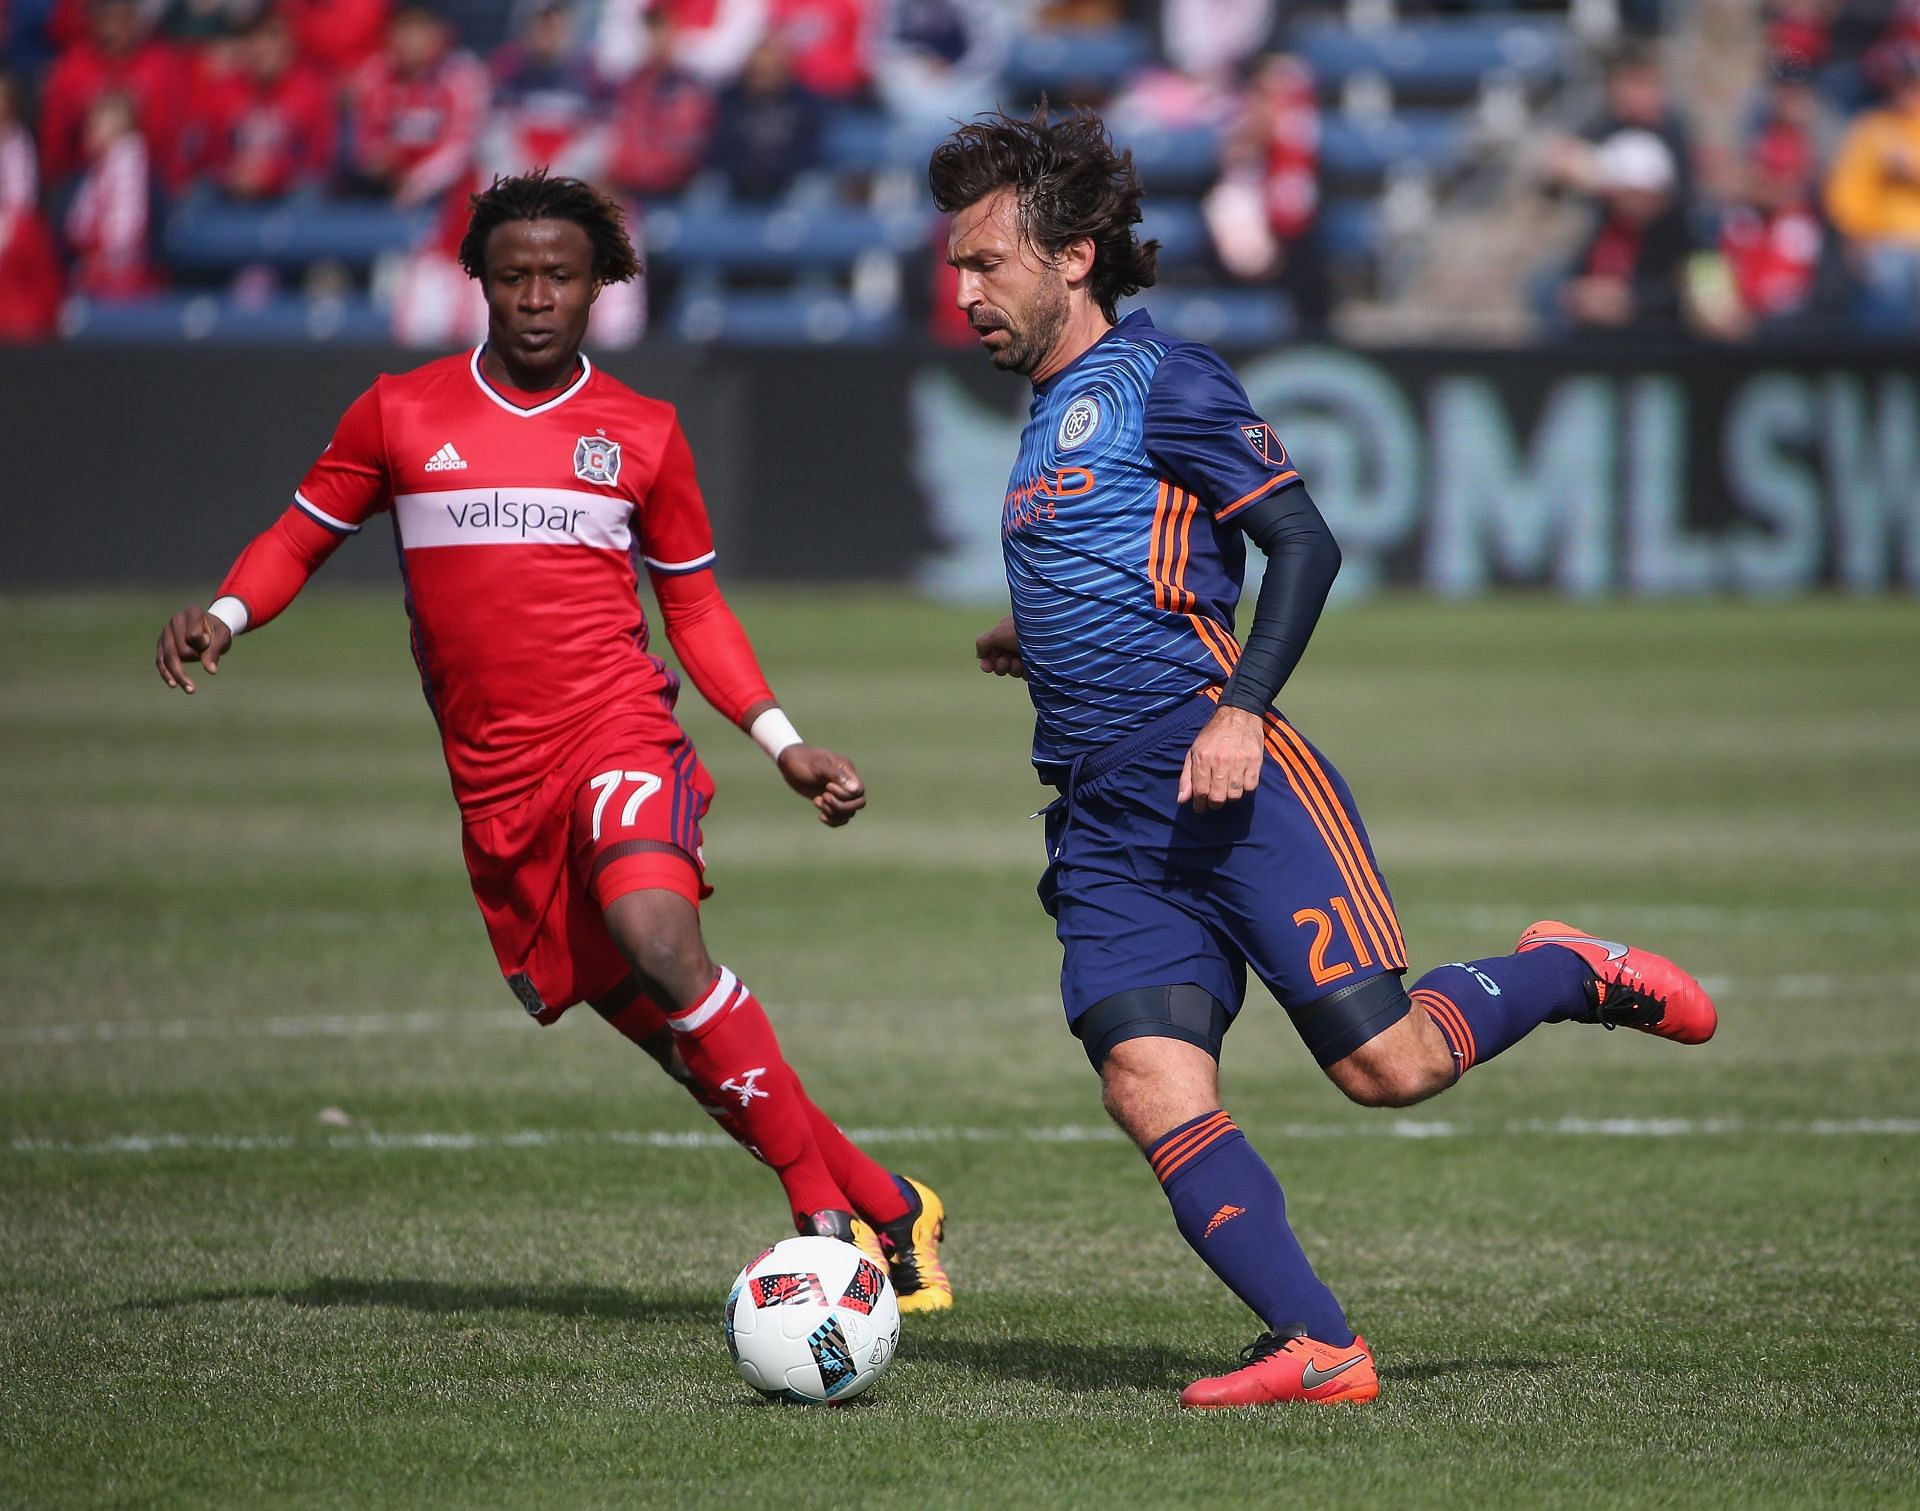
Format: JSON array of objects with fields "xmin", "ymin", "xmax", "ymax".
[
  {"xmin": 215, "ymin": 348, "xmax": 775, "ymax": 816},
  {"xmin": 346, "ymin": 46, "xmax": 489, "ymax": 203}
]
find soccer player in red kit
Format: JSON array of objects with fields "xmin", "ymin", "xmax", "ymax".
[{"xmin": 153, "ymin": 170, "xmax": 950, "ymax": 1310}]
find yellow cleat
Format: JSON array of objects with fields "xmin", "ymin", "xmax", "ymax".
[
  {"xmin": 850, "ymin": 1217, "xmax": 886, "ymax": 1274},
  {"xmin": 878, "ymin": 1177, "xmax": 951, "ymax": 1313}
]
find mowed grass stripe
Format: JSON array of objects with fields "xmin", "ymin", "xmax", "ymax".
[{"xmin": 10, "ymin": 1116, "xmax": 1920, "ymax": 1158}]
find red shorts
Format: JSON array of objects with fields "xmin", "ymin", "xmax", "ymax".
[{"xmin": 461, "ymin": 717, "xmax": 716, "ymax": 1023}]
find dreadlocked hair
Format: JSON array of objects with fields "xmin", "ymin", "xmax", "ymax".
[
  {"xmin": 458, "ymin": 169, "xmax": 642, "ymax": 284},
  {"xmin": 927, "ymin": 105, "xmax": 1157, "ymax": 321}
]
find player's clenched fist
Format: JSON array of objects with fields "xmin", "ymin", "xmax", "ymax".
[
  {"xmin": 975, "ymin": 615, "xmax": 1024, "ymax": 678},
  {"xmin": 154, "ymin": 606, "xmax": 235, "ymax": 695},
  {"xmin": 1179, "ymin": 706, "xmax": 1266, "ymax": 812},
  {"xmin": 777, "ymin": 745, "xmax": 868, "ymax": 826}
]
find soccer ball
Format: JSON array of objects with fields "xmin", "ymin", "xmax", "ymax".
[{"xmin": 726, "ymin": 1235, "xmax": 900, "ymax": 1404}]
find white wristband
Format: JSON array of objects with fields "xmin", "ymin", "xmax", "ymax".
[
  {"xmin": 749, "ymin": 708, "xmax": 803, "ymax": 762},
  {"xmin": 207, "ymin": 596, "xmax": 250, "ymax": 636}
]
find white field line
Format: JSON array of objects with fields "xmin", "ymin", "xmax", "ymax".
[
  {"xmin": 7, "ymin": 972, "xmax": 1918, "ymax": 1049},
  {"xmin": 7, "ymin": 1118, "xmax": 1919, "ymax": 1158},
  {"xmin": 1431, "ymin": 902, "xmax": 1913, "ymax": 937}
]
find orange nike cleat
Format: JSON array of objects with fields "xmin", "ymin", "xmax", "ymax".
[
  {"xmin": 1517, "ymin": 920, "xmax": 1717, "ymax": 1044},
  {"xmin": 1179, "ymin": 1330, "xmax": 1379, "ymax": 1409}
]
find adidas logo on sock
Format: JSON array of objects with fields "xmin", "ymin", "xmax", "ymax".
[
  {"xmin": 424, "ymin": 442, "xmax": 468, "ymax": 472},
  {"xmin": 1203, "ymin": 1203, "xmax": 1247, "ymax": 1239}
]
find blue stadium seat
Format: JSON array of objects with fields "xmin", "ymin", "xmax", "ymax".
[
  {"xmin": 1127, "ymin": 124, "xmax": 1223, "ymax": 193},
  {"xmin": 668, "ymin": 289, "xmax": 902, "ymax": 345},
  {"xmin": 821, "ymin": 112, "xmax": 953, "ymax": 175},
  {"xmin": 1319, "ymin": 198, "xmax": 1381, "ymax": 260},
  {"xmin": 1137, "ymin": 288, "xmax": 1295, "ymax": 348},
  {"xmin": 1135, "ymin": 200, "xmax": 1208, "ymax": 266},
  {"xmin": 1004, "ymin": 25, "xmax": 1152, "ymax": 94},
  {"xmin": 164, "ymin": 196, "xmax": 435, "ymax": 274},
  {"xmin": 645, "ymin": 202, "xmax": 935, "ymax": 273},
  {"xmin": 63, "ymin": 292, "xmax": 390, "ymax": 343},
  {"xmin": 1294, "ymin": 19, "xmax": 1567, "ymax": 97},
  {"xmin": 1318, "ymin": 111, "xmax": 1469, "ymax": 181}
]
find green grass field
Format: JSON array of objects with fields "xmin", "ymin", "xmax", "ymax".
[{"xmin": 4, "ymin": 590, "xmax": 1918, "ymax": 1507}]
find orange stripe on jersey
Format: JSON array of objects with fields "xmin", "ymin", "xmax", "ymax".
[
  {"xmin": 1147, "ymin": 481, "xmax": 1169, "ymax": 611},
  {"xmin": 1159, "ymin": 495, "xmax": 1190, "ymax": 614},
  {"xmin": 1191, "ymin": 614, "xmax": 1240, "ymax": 677},
  {"xmin": 1215, "ymin": 470, "xmax": 1300, "ymax": 522},
  {"xmin": 1266, "ymin": 716, "xmax": 1407, "ymax": 967},
  {"xmin": 1262, "ymin": 722, "xmax": 1400, "ymax": 969}
]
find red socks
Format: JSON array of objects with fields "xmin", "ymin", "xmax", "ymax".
[
  {"xmin": 600, "ymin": 970, "xmax": 908, "ymax": 1229},
  {"xmin": 791, "ymin": 1071, "xmax": 910, "ymax": 1226},
  {"xmin": 666, "ymin": 969, "xmax": 845, "ymax": 1228}
]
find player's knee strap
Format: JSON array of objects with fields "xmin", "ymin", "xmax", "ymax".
[
  {"xmin": 1074, "ymin": 984, "xmax": 1229, "ymax": 1071},
  {"xmin": 1287, "ymin": 971, "xmax": 1411, "ymax": 1068}
]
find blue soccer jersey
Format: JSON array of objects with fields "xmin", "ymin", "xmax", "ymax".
[{"xmin": 1001, "ymin": 310, "xmax": 1302, "ymax": 772}]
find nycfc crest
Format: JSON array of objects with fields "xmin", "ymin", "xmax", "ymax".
[
  {"xmin": 573, "ymin": 435, "xmax": 622, "ymax": 486},
  {"xmin": 1057, "ymin": 395, "xmax": 1101, "ymax": 451}
]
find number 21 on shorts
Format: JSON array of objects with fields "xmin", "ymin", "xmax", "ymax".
[
  {"xmin": 588, "ymin": 769, "xmax": 662, "ymax": 841},
  {"xmin": 1293, "ymin": 895, "xmax": 1373, "ymax": 987}
]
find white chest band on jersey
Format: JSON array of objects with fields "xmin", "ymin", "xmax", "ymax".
[{"xmin": 749, "ymin": 708, "xmax": 803, "ymax": 761}]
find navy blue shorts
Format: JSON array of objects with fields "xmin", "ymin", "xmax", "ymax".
[{"xmin": 1038, "ymin": 695, "xmax": 1409, "ymax": 1046}]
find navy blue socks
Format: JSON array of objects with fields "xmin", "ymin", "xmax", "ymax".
[
  {"xmin": 1145, "ymin": 1110, "xmax": 1354, "ymax": 1346},
  {"xmin": 1410, "ymin": 946, "xmax": 1593, "ymax": 1076}
]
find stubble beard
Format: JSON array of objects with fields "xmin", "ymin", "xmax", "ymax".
[{"xmin": 991, "ymin": 273, "xmax": 1070, "ymax": 377}]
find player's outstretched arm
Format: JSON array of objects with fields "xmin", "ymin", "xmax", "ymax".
[
  {"xmin": 975, "ymin": 614, "xmax": 1024, "ymax": 678},
  {"xmin": 755, "ymin": 715, "xmax": 868, "ymax": 828},
  {"xmin": 154, "ymin": 606, "xmax": 235, "ymax": 695},
  {"xmin": 652, "ymin": 569, "xmax": 866, "ymax": 826}
]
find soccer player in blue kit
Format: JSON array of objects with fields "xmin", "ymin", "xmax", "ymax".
[{"xmin": 929, "ymin": 110, "xmax": 1719, "ymax": 1408}]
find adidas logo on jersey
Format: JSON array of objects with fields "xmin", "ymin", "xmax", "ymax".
[{"xmin": 424, "ymin": 443, "xmax": 469, "ymax": 472}]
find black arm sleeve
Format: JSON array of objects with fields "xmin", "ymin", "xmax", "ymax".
[{"xmin": 1221, "ymin": 482, "xmax": 1341, "ymax": 714}]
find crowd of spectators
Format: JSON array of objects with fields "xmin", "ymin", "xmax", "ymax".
[
  {"xmin": 10, "ymin": 0, "xmax": 1913, "ymax": 347},
  {"xmin": 7, "ymin": 1, "xmax": 1038, "ymax": 295},
  {"xmin": 2, "ymin": 0, "xmax": 1379, "ymax": 343},
  {"xmin": 1541, "ymin": 1, "xmax": 1920, "ymax": 343}
]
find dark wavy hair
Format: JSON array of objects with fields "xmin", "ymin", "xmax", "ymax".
[
  {"xmin": 927, "ymin": 107, "xmax": 1158, "ymax": 322},
  {"xmin": 458, "ymin": 169, "xmax": 642, "ymax": 284}
]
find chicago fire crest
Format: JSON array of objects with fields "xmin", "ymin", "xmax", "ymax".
[{"xmin": 573, "ymin": 435, "xmax": 621, "ymax": 485}]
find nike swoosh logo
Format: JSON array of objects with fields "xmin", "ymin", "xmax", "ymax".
[
  {"xmin": 1529, "ymin": 934, "xmax": 1629, "ymax": 961},
  {"xmin": 1299, "ymin": 1354, "xmax": 1367, "ymax": 1390}
]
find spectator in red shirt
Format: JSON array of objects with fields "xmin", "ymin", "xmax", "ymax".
[
  {"xmin": 344, "ymin": 2, "xmax": 487, "ymax": 206},
  {"xmin": 62, "ymin": 88, "xmax": 155, "ymax": 296},
  {"xmin": 0, "ymin": 68, "xmax": 37, "ymax": 209},
  {"xmin": 1720, "ymin": 125, "xmax": 1830, "ymax": 331},
  {"xmin": 606, "ymin": 8, "xmax": 716, "ymax": 201},
  {"xmin": 0, "ymin": 67, "xmax": 63, "ymax": 341},
  {"xmin": 196, "ymin": 11, "xmax": 337, "ymax": 200},
  {"xmin": 280, "ymin": 0, "xmax": 389, "ymax": 77},
  {"xmin": 767, "ymin": 0, "xmax": 872, "ymax": 101},
  {"xmin": 38, "ymin": 0, "xmax": 188, "ymax": 189},
  {"xmin": 1207, "ymin": 54, "xmax": 1330, "ymax": 331}
]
